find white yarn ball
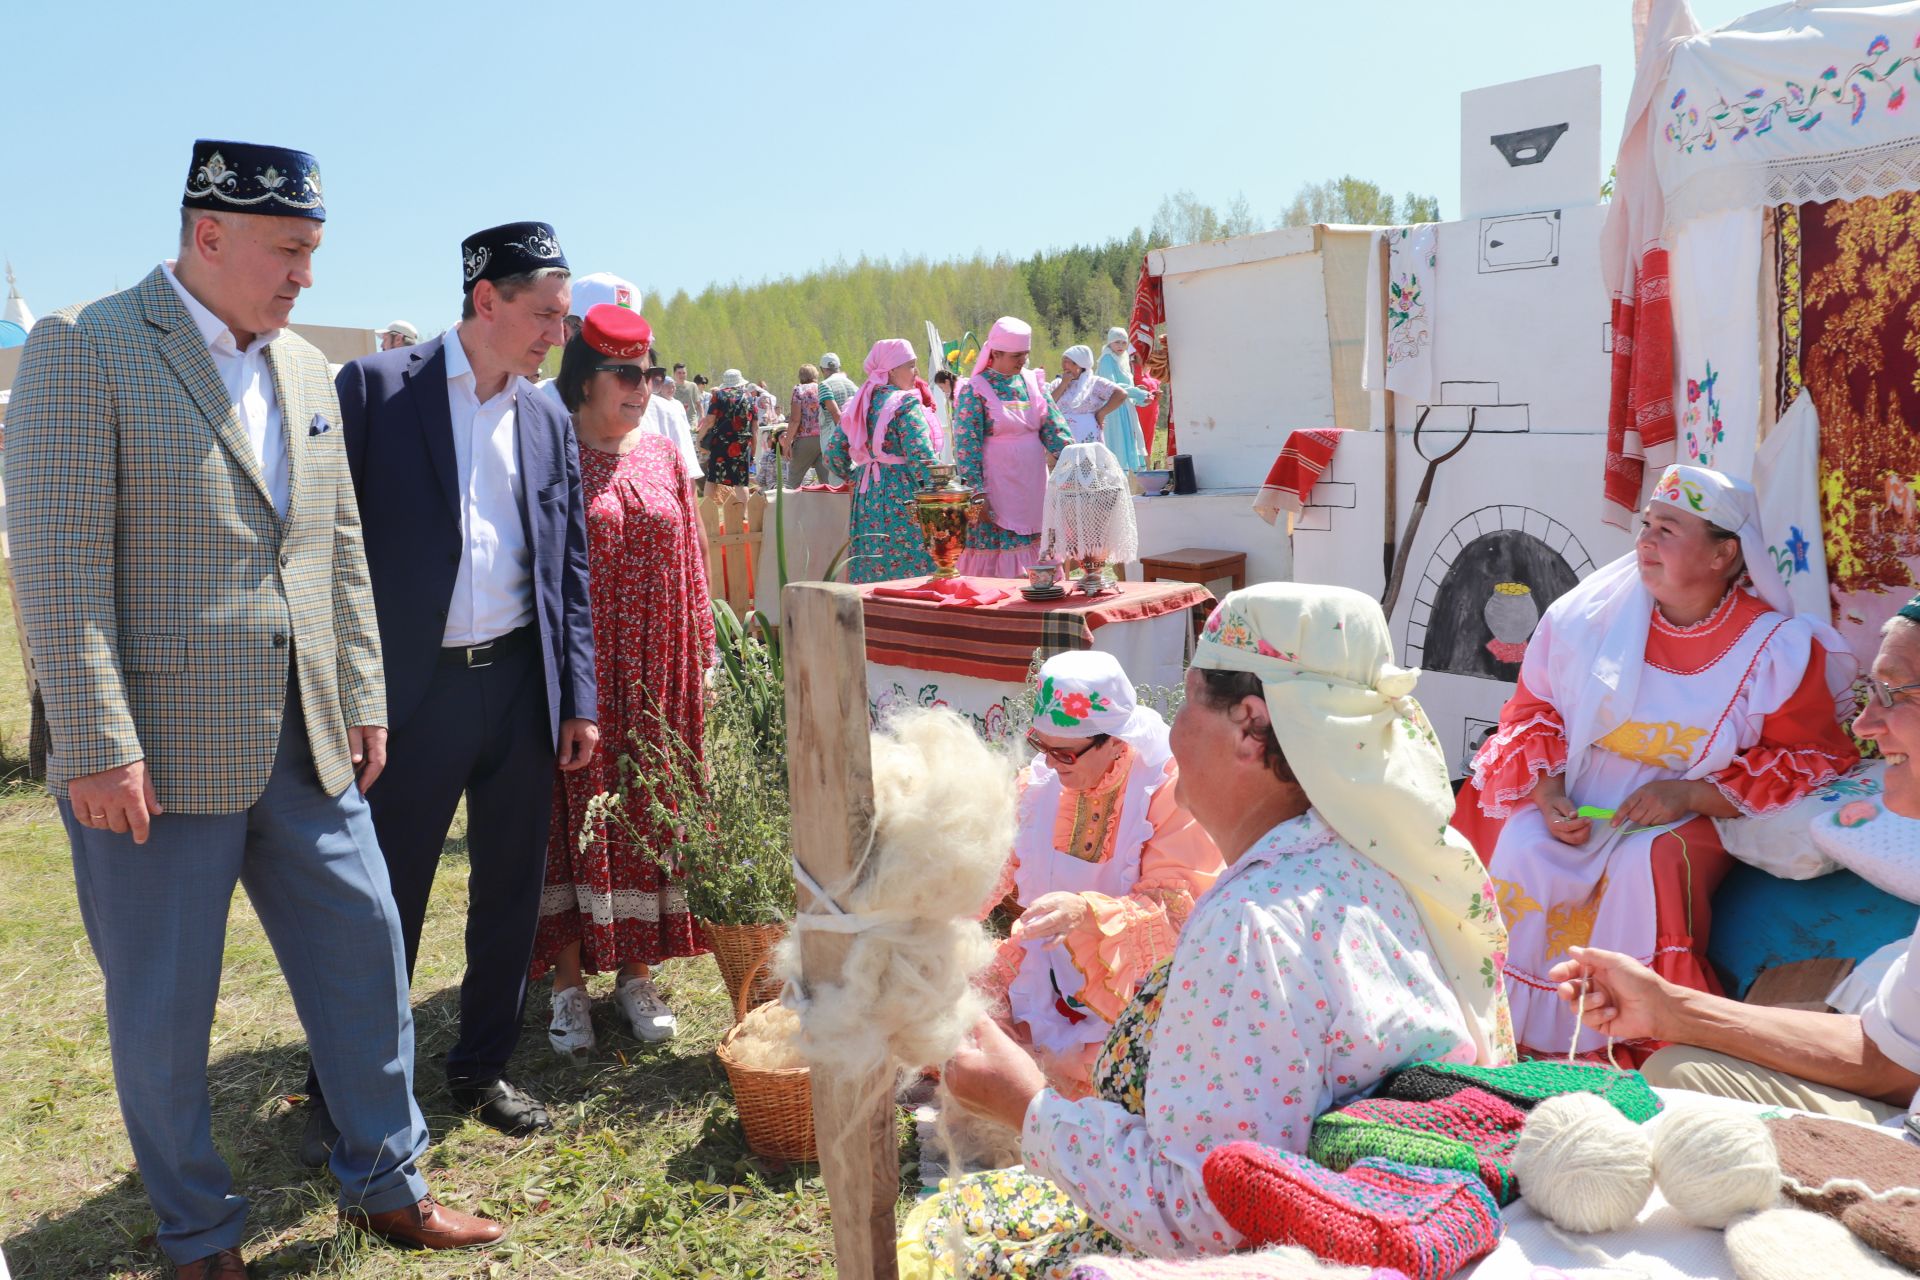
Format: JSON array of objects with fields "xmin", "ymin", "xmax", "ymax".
[
  {"xmin": 1510, "ymin": 1092, "xmax": 1654, "ymax": 1233},
  {"xmin": 1726, "ymin": 1207, "xmax": 1907, "ymax": 1280},
  {"xmin": 1651, "ymin": 1105, "xmax": 1782, "ymax": 1228}
]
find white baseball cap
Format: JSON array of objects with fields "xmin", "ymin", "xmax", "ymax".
[
  {"xmin": 567, "ymin": 272, "xmax": 641, "ymax": 319},
  {"xmin": 378, "ymin": 320, "xmax": 419, "ymax": 341}
]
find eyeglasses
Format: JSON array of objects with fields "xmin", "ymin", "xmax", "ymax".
[
  {"xmin": 594, "ymin": 365, "xmax": 649, "ymax": 389},
  {"xmin": 1025, "ymin": 730, "xmax": 1105, "ymax": 767},
  {"xmin": 1867, "ymin": 677, "xmax": 1920, "ymax": 709}
]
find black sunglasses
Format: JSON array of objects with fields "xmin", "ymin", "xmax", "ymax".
[{"xmin": 594, "ymin": 365, "xmax": 650, "ymax": 389}]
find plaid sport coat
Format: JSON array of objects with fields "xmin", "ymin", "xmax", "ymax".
[{"xmin": 4, "ymin": 266, "xmax": 385, "ymax": 812}]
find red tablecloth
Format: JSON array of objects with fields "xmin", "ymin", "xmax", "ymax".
[{"xmin": 858, "ymin": 577, "xmax": 1213, "ymax": 682}]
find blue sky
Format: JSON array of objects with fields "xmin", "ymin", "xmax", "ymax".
[{"xmin": 2, "ymin": 0, "xmax": 1759, "ymax": 333}]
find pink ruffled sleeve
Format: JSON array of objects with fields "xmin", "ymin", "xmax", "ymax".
[
  {"xmin": 1468, "ymin": 674, "xmax": 1569, "ymax": 819},
  {"xmin": 1711, "ymin": 641, "xmax": 1859, "ymax": 816},
  {"xmin": 1060, "ymin": 759, "xmax": 1225, "ymax": 1023}
]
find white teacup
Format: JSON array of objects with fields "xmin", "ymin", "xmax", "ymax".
[{"xmin": 1027, "ymin": 563, "xmax": 1062, "ymax": 590}]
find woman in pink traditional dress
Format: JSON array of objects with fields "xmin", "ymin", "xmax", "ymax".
[
  {"xmin": 977, "ymin": 651, "xmax": 1223, "ymax": 1098},
  {"xmin": 954, "ymin": 315, "xmax": 1072, "ymax": 577},
  {"xmin": 1456, "ymin": 464, "xmax": 1858, "ymax": 1065},
  {"xmin": 531, "ymin": 304, "xmax": 714, "ymax": 1055}
]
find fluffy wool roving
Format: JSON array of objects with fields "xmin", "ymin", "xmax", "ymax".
[
  {"xmin": 775, "ymin": 707, "xmax": 1017, "ymax": 1083},
  {"xmin": 1651, "ymin": 1106, "xmax": 1781, "ymax": 1228},
  {"xmin": 1509, "ymin": 1092, "xmax": 1653, "ymax": 1233},
  {"xmin": 1725, "ymin": 1207, "xmax": 1909, "ymax": 1280}
]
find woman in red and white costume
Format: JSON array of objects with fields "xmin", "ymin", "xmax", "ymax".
[{"xmin": 1455, "ymin": 464, "xmax": 1858, "ymax": 1064}]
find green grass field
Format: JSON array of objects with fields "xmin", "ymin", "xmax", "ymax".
[{"xmin": 0, "ymin": 599, "xmax": 899, "ymax": 1278}]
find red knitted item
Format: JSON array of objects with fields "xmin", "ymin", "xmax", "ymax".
[
  {"xmin": 1203, "ymin": 1146, "xmax": 1503, "ymax": 1280},
  {"xmin": 1309, "ymin": 1086, "xmax": 1528, "ymax": 1204}
]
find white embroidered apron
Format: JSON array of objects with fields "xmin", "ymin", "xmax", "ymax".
[
  {"xmin": 1493, "ymin": 609, "xmax": 1790, "ymax": 1054},
  {"xmin": 1007, "ymin": 756, "xmax": 1159, "ymax": 1056}
]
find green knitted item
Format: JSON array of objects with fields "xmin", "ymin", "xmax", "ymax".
[
  {"xmin": 1309, "ymin": 1087, "xmax": 1527, "ymax": 1204},
  {"xmin": 1378, "ymin": 1059, "xmax": 1663, "ymax": 1125}
]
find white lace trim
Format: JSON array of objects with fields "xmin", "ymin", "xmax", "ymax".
[
  {"xmin": 1469, "ymin": 711, "xmax": 1568, "ymax": 818},
  {"xmin": 1712, "ymin": 744, "xmax": 1852, "ymax": 817},
  {"xmin": 1664, "ymin": 137, "xmax": 1920, "ymax": 233}
]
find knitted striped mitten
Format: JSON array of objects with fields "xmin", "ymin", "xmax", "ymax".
[
  {"xmin": 1202, "ymin": 1146, "xmax": 1502, "ymax": 1280},
  {"xmin": 1309, "ymin": 1086, "xmax": 1527, "ymax": 1203},
  {"xmin": 1378, "ymin": 1059, "xmax": 1663, "ymax": 1124}
]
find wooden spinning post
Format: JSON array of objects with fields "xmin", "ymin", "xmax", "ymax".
[{"xmin": 783, "ymin": 581, "xmax": 899, "ymax": 1279}]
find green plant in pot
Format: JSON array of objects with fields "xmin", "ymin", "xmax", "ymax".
[{"xmin": 600, "ymin": 606, "xmax": 793, "ymax": 1016}]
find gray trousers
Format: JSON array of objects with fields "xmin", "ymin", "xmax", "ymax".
[
  {"xmin": 786, "ymin": 433, "xmax": 837, "ymax": 485},
  {"xmin": 64, "ymin": 694, "xmax": 429, "ymax": 1265}
]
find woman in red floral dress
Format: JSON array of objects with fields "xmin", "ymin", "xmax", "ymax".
[{"xmin": 531, "ymin": 305, "xmax": 715, "ymax": 1054}]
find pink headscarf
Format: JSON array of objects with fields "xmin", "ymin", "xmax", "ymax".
[
  {"xmin": 843, "ymin": 338, "xmax": 926, "ymax": 482},
  {"xmin": 971, "ymin": 316, "xmax": 1033, "ymax": 377}
]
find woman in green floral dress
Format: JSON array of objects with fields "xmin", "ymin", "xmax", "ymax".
[
  {"xmin": 954, "ymin": 315, "xmax": 1071, "ymax": 578},
  {"xmin": 823, "ymin": 338, "xmax": 940, "ymax": 583}
]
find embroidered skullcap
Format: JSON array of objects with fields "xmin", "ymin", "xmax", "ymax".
[
  {"xmin": 1063, "ymin": 344, "xmax": 1095, "ymax": 374},
  {"xmin": 182, "ymin": 139, "xmax": 325, "ymax": 221},
  {"xmin": 972, "ymin": 316, "xmax": 1033, "ymax": 376},
  {"xmin": 1105, "ymin": 326, "xmax": 1128, "ymax": 346},
  {"xmin": 1899, "ymin": 592, "xmax": 1920, "ymax": 625},
  {"xmin": 581, "ymin": 304, "xmax": 653, "ymax": 360},
  {"xmin": 567, "ymin": 271, "xmax": 640, "ymax": 319},
  {"xmin": 460, "ymin": 221, "xmax": 568, "ymax": 293}
]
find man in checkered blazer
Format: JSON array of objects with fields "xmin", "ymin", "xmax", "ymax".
[{"xmin": 3, "ymin": 140, "xmax": 503, "ymax": 1276}]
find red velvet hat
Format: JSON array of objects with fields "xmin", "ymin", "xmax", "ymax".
[{"xmin": 582, "ymin": 303, "xmax": 653, "ymax": 359}]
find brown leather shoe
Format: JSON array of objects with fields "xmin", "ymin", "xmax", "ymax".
[
  {"xmin": 175, "ymin": 1249, "xmax": 248, "ymax": 1278},
  {"xmin": 342, "ymin": 1196, "xmax": 505, "ymax": 1250}
]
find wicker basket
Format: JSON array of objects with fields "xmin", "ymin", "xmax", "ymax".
[
  {"xmin": 703, "ymin": 919, "xmax": 787, "ymax": 1018},
  {"xmin": 714, "ymin": 956, "xmax": 815, "ymax": 1163}
]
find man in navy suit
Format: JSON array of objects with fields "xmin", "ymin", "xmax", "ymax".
[{"xmin": 309, "ymin": 222, "xmax": 599, "ymax": 1146}]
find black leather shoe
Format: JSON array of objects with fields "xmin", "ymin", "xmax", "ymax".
[
  {"xmin": 448, "ymin": 1077, "xmax": 550, "ymax": 1137},
  {"xmin": 299, "ymin": 1098, "xmax": 339, "ymax": 1169}
]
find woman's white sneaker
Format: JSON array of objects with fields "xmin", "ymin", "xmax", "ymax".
[
  {"xmin": 616, "ymin": 975, "xmax": 677, "ymax": 1044},
  {"xmin": 547, "ymin": 985, "xmax": 596, "ymax": 1059}
]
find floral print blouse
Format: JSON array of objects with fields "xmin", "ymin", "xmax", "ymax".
[{"xmin": 1019, "ymin": 808, "xmax": 1477, "ymax": 1257}]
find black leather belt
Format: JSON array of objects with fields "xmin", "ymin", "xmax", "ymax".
[{"xmin": 439, "ymin": 624, "xmax": 535, "ymax": 669}]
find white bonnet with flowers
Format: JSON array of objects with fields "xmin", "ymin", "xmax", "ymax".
[
  {"xmin": 1029, "ymin": 650, "xmax": 1172, "ymax": 779},
  {"xmin": 1193, "ymin": 583, "xmax": 1514, "ymax": 1066}
]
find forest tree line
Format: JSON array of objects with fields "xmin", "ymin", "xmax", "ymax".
[{"xmin": 643, "ymin": 178, "xmax": 1439, "ymax": 404}]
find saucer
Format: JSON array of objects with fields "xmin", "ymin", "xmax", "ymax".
[{"xmin": 1021, "ymin": 585, "xmax": 1067, "ymax": 601}]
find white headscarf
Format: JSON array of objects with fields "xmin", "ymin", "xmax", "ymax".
[
  {"xmin": 1062, "ymin": 344, "xmax": 1096, "ymax": 378},
  {"xmin": 1548, "ymin": 463, "xmax": 1855, "ymax": 785},
  {"xmin": 1104, "ymin": 326, "xmax": 1128, "ymax": 347},
  {"xmin": 1193, "ymin": 583, "xmax": 1514, "ymax": 1067},
  {"xmin": 1027, "ymin": 650, "xmax": 1171, "ymax": 782}
]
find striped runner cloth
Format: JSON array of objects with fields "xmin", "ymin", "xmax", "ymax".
[{"xmin": 859, "ymin": 578, "xmax": 1213, "ymax": 682}]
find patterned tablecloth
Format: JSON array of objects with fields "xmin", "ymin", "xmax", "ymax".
[
  {"xmin": 859, "ymin": 577, "xmax": 1212, "ymax": 740},
  {"xmin": 858, "ymin": 578, "xmax": 1212, "ymax": 683}
]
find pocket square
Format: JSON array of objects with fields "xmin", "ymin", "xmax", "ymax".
[{"xmin": 309, "ymin": 414, "xmax": 332, "ymax": 436}]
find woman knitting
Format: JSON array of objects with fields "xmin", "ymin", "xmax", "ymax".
[
  {"xmin": 1456, "ymin": 464, "xmax": 1857, "ymax": 1065},
  {"xmin": 976, "ymin": 651, "xmax": 1222, "ymax": 1099},
  {"xmin": 902, "ymin": 583, "xmax": 1513, "ymax": 1275}
]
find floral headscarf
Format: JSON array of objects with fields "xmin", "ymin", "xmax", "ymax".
[
  {"xmin": 1194, "ymin": 583, "xmax": 1515, "ymax": 1066},
  {"xmin": 1029, "ymin": 651, "xmax": 1172, "ymax": 779}
]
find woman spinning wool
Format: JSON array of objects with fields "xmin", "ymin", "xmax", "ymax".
[
  {"xmin": 954, "ymin": 315, "xmax": 1072, "ymax": 578},
  {"xmin": 822, "ymin": 338, "xmax": 941, "ymax": 583},
  {"xmin": 977, "ymin": 652, "xmax": 1222, "ymax": 1099},
  {"xmin": 1049, "ymin": 345, "xmax": 1134, "ymax": 446},
  {"xmin": 1457, "ymin": 464, "xmax": 1857, "ymax": 1064},
  {"xmin": 903, "ymin": 584, "xmax": 1511, "ymax": 1276}
]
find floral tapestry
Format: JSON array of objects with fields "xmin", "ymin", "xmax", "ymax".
[{"xmin": 1788, "ymin": 191, "xmax": 1920, "ymax": 649}]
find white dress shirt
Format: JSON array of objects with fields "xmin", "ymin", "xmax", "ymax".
[
  {"xmin": 162, "ymin": 262, "xmax": 289, "ymax": 516},
  {"xmin": 442, "ymin": 324, "xmax": 534, "ymax": 646},
  {"xmin": 648, "ymin": 395, "xmax": 703, "ymax": 481}
]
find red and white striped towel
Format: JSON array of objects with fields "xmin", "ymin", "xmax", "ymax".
[{"xmin": 1253, "ymin": 429, "xmax": 1347, "ymax": 526}]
